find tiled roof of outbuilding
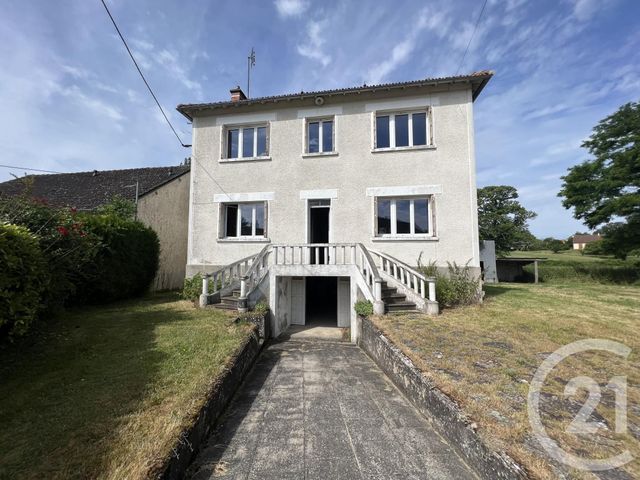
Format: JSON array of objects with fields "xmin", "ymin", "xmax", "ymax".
[{"xmin": 0, "ymin": 165, "xmax": 190, "ymax": 211}]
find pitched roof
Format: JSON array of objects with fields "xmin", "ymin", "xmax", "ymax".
[
  {"xmin": 573, "ymin": 234, "xmax": 602, "ymax": 244},
  {"xmin": 177, "ymin": 70, "xmax": 494, "ymax": 120},
  {"xmin": 0, "ymin": 165, "xmax": 190, "ymax": 211}
]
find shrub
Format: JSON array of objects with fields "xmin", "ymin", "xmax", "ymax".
[
  {"xmin": 0, "ymin": 223, "xmax": 49, "ymax": 338},
  {"xmin": 354, "ymin": 299, "xmax": 374, "ymax": 317},
  {"xmin": 74, "ymin": 214, "xmax": 159, "ymax": 303},
  {"xmin": 582, "ymin": 240, "xmax": 605, "ymax": 256},
  {"xmin": 238, "ymin": 301, "xmax": 269, "ymax": 322},
  {"xmin": 0, "ymin": 196, "xmax": 99, "ymax": 310},
  {"xmin": 181, "ymin": 273, "xmax": 221, "ymax": 302},
  {"xmin": 436, "ymin": 262, "xmax": 481, "ymax": 308},
  {"xmin": 417, "ymin": 255, "xmax": 481, "ymax": 309},
  {"xmin": 417, "ymin": 253, "xmax": 438, "ymax": 277}
]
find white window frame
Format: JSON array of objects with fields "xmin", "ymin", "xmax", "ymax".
[
  {"xmin": 373, "ymin": 109, "xmax": 433, "ymax": 151},
  {"xmin": 223, "ymin": 123, "xmax": 269, "ymax": 160},
  {"xmin": 222, "ymin": 202, "xmax": 267, "ymax": 239},
  {"xmin": 374, "ymin": 196, "xmax": 435, "ymax": 237},
  {"xmin": 304, "ymin": 117, "xmax": 336, "ymax": 155}
]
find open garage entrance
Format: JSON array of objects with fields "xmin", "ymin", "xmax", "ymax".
[
  {"xmin": 305, "ymin": 277, "xmax": 337, "ymax": 326},
  {"xmin": 288, "ymin": 276, "xmax": 352, "ymax": 331}
]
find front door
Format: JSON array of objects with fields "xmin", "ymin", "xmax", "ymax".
[{"xmin": 308, "ymin": 199, "xmax": 330, "ymax": 264}]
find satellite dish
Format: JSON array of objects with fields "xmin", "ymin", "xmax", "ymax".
[{"xmin": 314, "ymin": 96, "xmax": 325, "ymax": 106}]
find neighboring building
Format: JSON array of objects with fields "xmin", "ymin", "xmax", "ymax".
[
  {"xmin": 572, "ymin": 234, "xmax": 602, "ymax": 250},
  {"xmin": 0, "ymin": 165, "xmax": 190, "ymax": 291},
  {"xmin": 178, "ymin": 71, "xmax": 493, "ymax": 339}
]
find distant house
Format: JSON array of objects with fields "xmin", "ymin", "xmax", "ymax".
[
  {"xmin": 0, "ymin": 165, "xmax": 190, "ymax": 291},
  {"xmin": 572, "ymin": 234, "xmax": 602, "ymax": 250}
]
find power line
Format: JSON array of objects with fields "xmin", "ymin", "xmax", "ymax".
[
  {"xmin": 99, "ymin": 0, "xmax": 191, "ymax": 148},
  {"xmin": 455, "ymin": 0, "xmax": 488, "ymax": 75},
  {"xmin": 0, "ymin": 164, "xmax": 63, "ymax": 174}
]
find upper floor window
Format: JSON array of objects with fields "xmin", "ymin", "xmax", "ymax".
[
  {"xmin": 374, "ymin": 110, "xmax": 431, "ymax": 150},
  {"xmin": 222, "ymin": 202, "xmax": 267, "ymax": 238},
  {"xmin": 375, "ymin": 196, "xmax": 433, "ymax": 237},
  {"xmin": 225, "ymin": 124, "xmax": 268, "ymax": 159},
  {"xmin": 306, "ymin": 118, "xmax": 334, "ymax": 154}
]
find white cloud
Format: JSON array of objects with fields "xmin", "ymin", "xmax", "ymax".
[
  {"xmin": 58, "ymin": 85, "xmax": 124, "ymax": 123},
  {"xmin": 274, "ymin": 0, "xmax": 308, "ymax": 18},
  {"xmin": 156, "ymin": 49, "xmax": 202, "ymax": 94},
  {"xmin": 365, "ymin": 9, "xmax": 451, "ymax": 85},
  {"xmin": 296, "ymin": 20, "xmax": 331, "ymax": 67},
  {"xmin": 61, "ymin": 64, "xmax": 91, "ymax": 79}
]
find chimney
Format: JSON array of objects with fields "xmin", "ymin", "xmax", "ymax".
[{"xmin": 230, "ymin": 86, "xmax": 247, "ymax": 102}]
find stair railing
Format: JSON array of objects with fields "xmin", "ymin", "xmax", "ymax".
[
  {"xmin": 201, "ymin": 252, "xmax": 263, "ymax": 308},
  {"xmin": 356, "ymin": 243, "xmax": 385, "ymax": 314},
  {"xmin": 369, "ymin": 250, "xmax": 437, "ymax": 303},
  {"xmin": 238, "ymin": 244, "xmax": 273, "ymax": 311}
]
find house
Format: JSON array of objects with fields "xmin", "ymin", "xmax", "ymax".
[
  {"xmin": 572, "ymin": 234, "xmax": 602, "ymax": 250},
  {"xmin": 0, "ymin": 165, "xmax": 190, "ymax": 291},
  {"xmin": 177, "ymin": 71, "xmax": 493, "ymax": 340}
]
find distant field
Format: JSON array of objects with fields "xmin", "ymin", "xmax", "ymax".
[
  {"xmin": 506, "ymin": 250, "xmax": 639, "ymax": 284},
  {"xmin": 508, "ymin": 249, "xmax": 639, "ymax": 264}
]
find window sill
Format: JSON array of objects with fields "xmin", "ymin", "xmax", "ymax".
[
  {"xmin": 218, "ymin": 237, "xmax": 271, "ymax": 243},
  {"xmin": 301, "ymin": 151, "xmax": 339, "ymax": 158},
  {"xmin": 219, "ymin": 156, "xmax": 271, "ymax": 164},
  {"xmin": 371, "ymin": 145, "xmax": 436, "ymax": 153},
  {"xmin": 371, "ymin": 235, "xmax": 438, "ymax": 242}
]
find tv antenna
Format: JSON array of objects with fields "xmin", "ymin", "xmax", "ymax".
[{"xmin": 247, "ymin": 47, "xmax": 256, "ymax": 98}]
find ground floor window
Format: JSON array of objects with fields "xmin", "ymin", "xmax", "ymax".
[
  {"xmin": 223, "ymin": 202, "xmax": 266, "ymax": 238},
  {"xmin": 375, "ymin": 196, "xmax": 433, "ymax": 236}
]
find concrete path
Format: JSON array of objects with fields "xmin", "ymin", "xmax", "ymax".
[{"xmin": 188, "ymin": 338, "xmax": 477, "ymax": 480}]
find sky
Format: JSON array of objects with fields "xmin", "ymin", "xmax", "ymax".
[{"xmin": 0, "ymin": 0, "xmax": 638, "ymax": 238}]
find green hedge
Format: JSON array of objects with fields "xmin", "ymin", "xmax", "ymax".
[
  {"xmin": 523, "ymin": 263, "xmax": 640, "ymax": 284},
  {"xmin": 0, "ymin": 223, "xmax": 49, "ymax": 338},
  {"xmin": 74, "ymin": 214, "xmax": 159, "ymax": 303}
]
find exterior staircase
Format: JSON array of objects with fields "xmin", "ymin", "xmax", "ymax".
[
  {"xmin": 199, "ymin": 243, "xmax": 438, "ymax": 317},
  {"xmin": 214, "ymin": 288, "xmax": 242, "ymax": 311},
  {"xmin": 381, "ymin": 281, "xmax": 417, "ymax": 312}
]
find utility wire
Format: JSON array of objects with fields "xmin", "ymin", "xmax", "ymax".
[
  {"xmin": 0, "ymin": 164, "xmax": 63, "ymax": 174},
  {"xmin": 455, "ymin": 0, "xmax": 488, "ymax": 75},
  {"xmin": 99, "ymin": 0, "xmax": 191, "ymax": 148}
]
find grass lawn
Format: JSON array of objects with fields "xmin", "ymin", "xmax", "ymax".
[
  {"xmin": 372, "ymin": 282, "xmax": 640, "ymax": 479},
  {"xmin": 0, "ymin": 293, "xmax": 253, "ymax": 480}
]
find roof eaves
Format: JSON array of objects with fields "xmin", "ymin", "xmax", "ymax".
[
  {"xmin": 138, "ymin": 167, "xmax": 190, "ymax": 198},
  {"xmin": 176, "ymin": 70, "xmax": 494, "ymax": 119}
]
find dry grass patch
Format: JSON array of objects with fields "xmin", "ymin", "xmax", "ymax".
[
  {"xmin": 0, "ymin": 293, "xmax": 253, "ymax": 480},
  {"xmin": 372, "ymin": 282, "xmax": 640, "ymax": 479}
]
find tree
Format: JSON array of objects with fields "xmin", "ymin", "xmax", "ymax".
[
  {"xmin": 477, "ymin": 186, "xmax": 537, "ymax": 255},
  {"xmin": 559, "ymin": 101, "xmax": 640, "ymax": 259}
]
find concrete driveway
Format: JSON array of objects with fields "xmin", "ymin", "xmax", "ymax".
[{"xmin": 188, "ymin": 338, "xmax": 477, "ymax": 480}]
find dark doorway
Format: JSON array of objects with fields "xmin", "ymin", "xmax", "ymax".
[
  {"xmin": 309, "ymin": 199, "xmax": 330, "ymax": 264},
  {"xmin": 305, "ymin": 277, "xmax": 337, "ymax": 326}
]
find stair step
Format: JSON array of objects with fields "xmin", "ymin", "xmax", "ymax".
[
  {"xmin": 384, "ymin": 295, "xmax": 410, "ymax": 304},
  {"xmin": 382, "ymin": 286, "xmax": 397, "ymax": 295},
  {"xmin": 221, "ymin": 296, "xmax": 239, "ymax": 305},
  {"xmin": 385, "ymin": 301, "xmax": 417, "ymax": 312},
  {"xmin": 213, "ymin": 303, "xmax": 238, "ymax": 311},
  {"xmin": 382, "ymin": 292, "xmax": 406, "ymax": 300}
]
